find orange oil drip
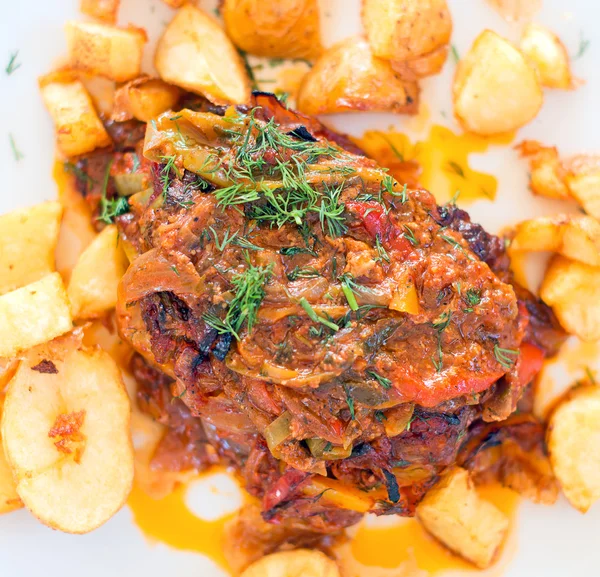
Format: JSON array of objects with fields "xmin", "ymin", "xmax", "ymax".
[
  {"xmin": 348, "ymin": 483, "xmax": 519, "ymax": 575},
  {"xmin": 356, "ymin": 126, "xmax": 514, "ymax": 205},
  {"xmin": 127, "ymin": 471, "xmax": 238, "ymax": 573}
]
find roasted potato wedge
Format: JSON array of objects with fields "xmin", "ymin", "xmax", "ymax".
[
  {"xmin": 39, "ymin": 72, "xmax": 112, "ymax": 157},
  {"xmin": 223, "ymin": 0, "xmax": 322, "ymax": 60},
  {"xmin": 0, "ymin": 202, "xmax": 62, "ymax": 295},
  {"xmin": 1, "ymin": 342, "xmax": 134, "ymax": 533},
  {"xmin": 520, "ymin": 23, "xmax": 572, "ymax": 89},
  {"xmin": 111, "ymin": 76, "xmax": 181, "ymax": 123},
  {"xmin": 392, "ymin": 44, "xmax": 449, "ymax": 80},
  {"xmin": 417, "ymin": 467, "xmax": 509, "ymax": 569},
  {"xmin": 67, "ymin": 225, "xmax": 128, "ymax": 319},
  {"xmin": 540, "ymin": 256, "xmax": 600, "ymax": 341},
  {"xmin": 363, "ymin": 0, "xmax": 452, "ymax": 62},
  {"xmin": 240, "ymin": 549, "xmax": 340, "ymax": 577},
  {"xmin": 155, "ymin": 4, "xmax": 250, "ymax": 105},
  {"xmin": 453, "ymin": 30, "xmax": 543, "ymax": 135},
  {"xmin": 510, "ymin": 214, "xmax": 600, "ymax": 266},
  {"xmin": 297, "ymin": 37, "xmax": 419, "ymax": 115},
  {"xmin": 516, "ymin": 140, "xmax": 569, "ymax": 199},
  {"xmin": 80, "ymin": 0, "xmax": 120, "ymax": 23},
  {"xmin": 0, "ymin": 385, "xmax": 21, "ymax": 515},
  {"xmin": 548, "ymin": 385, "xmax": 600, "ymax": 512},
  {"xmin": 0, "ymin": 274, "xmax": 73, "ymax": 358},
  {"xmin": 65, "ymin": 21, "xmax": 146, "ymax": 82},
  {"xmin": 564, "ymin": 155, "xmax": 600, "ymax": 220}
]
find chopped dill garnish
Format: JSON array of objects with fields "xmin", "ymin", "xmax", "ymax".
[
  {"xmin": 451, "ymin": 44, "xmax": 460, "ymax": 63},
  {"xmin": 375, "ymin": 234, "xmax": 390, "ymax": 264},
  {"xmin": 299, "ymin": 298, "xmax": 339, "ymax": 331},
  {"xmin": 238, "ymin": 49, "xmax": 259, "ymax": 90},
  {"xmin": 160, "ymin": 155, "xmax": 181, "ymax": 199},
  {"xmin": 170, "ymin": 265, "xmax": 180, "ymax": 276},
  {"xmin": 203, "ymin": 261, "xmax": 273, "ymax": 340},
  {"xmin": 209, "ymin": 226, "xmax": 239, "ymax": 251},
  {"xmin": 494, "ymin": 344, "xmax": 519, "ymax": 370},
  {"xmin": 446, "ymin": 161, "xmax": 465, "ymax": 178},
  {"xmin": 379, "ymin": 134, "xmax": 404, "ymax": 161},
  {"xmin": 432, "ymin": 311, "xmax": 452, "ymax": 332},
  {"xmin": 64, "ymin": 162, "xmax": 93, "ymax": 184},
  {"xmin": 465, "ymin": 288, "xmax": 481, "ymax": 307},
  {"xmin": 5, "ymin": 51, "xmax": 21, "ymax": 75},
  {"xmin": 280, "ymin": 246, "xmax": 318, "ymax": 257},
  {"xmin": 343, "ymin": 384, "xmax": 356, "ymax": 420},
  {"xmin": 390, "ymin": 183, "xmax": 408, "ymax": 203},
  {"xmin": 340, "ymin": 274, "xmax": 359, "ymax": 311},
  {"xmin": 131, "ymin": 153, "xmax": 140, "ymax": 173},
  {"xmin": 234, "ymin": 236, "xmax": 262, "ymax": 251},
  {"xmin": 440, "ymin": 233, "xmax": 475, "ymax": 261},
  {"xmin": 431, "ymin": 333, "xmax": 443, "ymax": 372},
  {"xmin": 9, "ymin": 133, "xmax": 23, "ymax": 161},
  {"xmin": 366, "ymin": 369, "xmax": 391, "ymax": 389},
  {"xmin": 574, "ymin": 31, "xmax": 590, "ymax": 60},
  {"xmin": 402, "ymin": 224, "xmax": 419, "ymax": 246},
  {"xmin": 98, "ymin": 159, "xmax": 130, "ymax": 224},
  {"xmin": 374, "ymin": 410, "xmax": 387, "ymax": 422},
  {"xmin": 585, "ymin": 366, "xmax": 596, "ymax": 385},
  {"xmin": 286, "ymin": 266, "xmax": 321, "ymax": 281}
]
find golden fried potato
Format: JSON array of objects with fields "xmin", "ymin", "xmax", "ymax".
[
  {"xmin": 80, "ymin": 0, "xmax": 120, "ymax": 23},
  {"xmin": 0, "ymin": 274, "xmax": 73, "ymax": 358},
  {"xmin": 363, "ymin": 0, "xmax": 452, "ymax": 62},
  {"xmin": 112, "ymin": 76, "xmax": 181, "ymax": 123},
  {"xmin": 520, "ymin": 23, "xmax": 572, "ymax": 89},
  {"xmin": 297, "ymin": 37, "xmax": 419, "ymax": 115},
  {"xmin": 2, "ymin": 342, "xmax": 133, "ymax": 533},
  {"xmin": 540, "ymin": 256, "xmax": 600, "ymax": 341},
  {"xmin": 0, "ymin": 202, "xmax": 62, "ymax": 295},
  {"xmin": 510, "ymin": 215, "xmax": 600, "ymax": 267},
  {"xmin": 241, "ymin": 549, "xmax": 340, "ymax": 577},
  {"xmin": 223, "ymin": 0, "xmax": 322, "ymax": 60},
  {"xmin": 67, "ymin": 225, "xmax": 128, "ymax": 320},
  {"xmin": 516, "ymin": 140, "xmax": 570, "ymax": 199},
  {"xmin": 392, "ymin": 44, "xmax": 449, "ymax": 80},
  {"xmin": 564, "ymin": 155, "xmax": 600, "ymax": 220},
  {"xmin": 65, "ymin": 21, "xmax": 146, "ymax": 82},
  {"xmin": 0, "ymin": 387, "xmax": 21, "ymax": 515},
  {"xmin": 417, "ymin": 467, "xmax": 509, "ymax": 569},
  {"xmin": 548, "ymin": 385, "xmax": 600, "ymax": 512},
  {"xmin": 39, "ymin": 72, "xmax": 112, "ymax": 157},
  {"xmin": 453, "ymin": 30, "xmax": 543, "ymax": 135},
  {"xmin": 155, "ymin": 4, "xmax": 250, "ymax": 105}
]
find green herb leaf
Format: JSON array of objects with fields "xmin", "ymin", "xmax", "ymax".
[
  {"xmin": 343, "ymin": 383, "xmax": 355, "ymax": 420},
  {"xmin": 494, "ymin": 344, "xmax": 519, "ymax": 370},
  {"xmin": 5, "ymin": 51, "xmax": 21, "ymax": 75},
  {"xmin": 366, "ymin": 369, "xmax": 392, "ymax": 389},
  {"xmin": 299, "ymin": 297, "xmax": 339, "ymax": 331},
  {"xmin": 402, "ymin": 224, "xmax": 419, "ymax": 246},
  {"xmin": 9, "ymin": 133, "xmax": 23, "ymax": 161}
]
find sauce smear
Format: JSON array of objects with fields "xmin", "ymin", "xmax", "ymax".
[{"xmin": 356, "ymin": 126, "xmax": 513, "ymax": 204}]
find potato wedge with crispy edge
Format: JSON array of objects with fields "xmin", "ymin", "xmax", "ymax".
[
  {"xmin": 515, "ymin": 140, "xmax": 570, "ymax": 199},
  {"xmin": 155, "ymin": 4, "xmax": 250, "ymax": 105},
  {"xmin": 453, "ymin": 30, "xmax": 542, "ymax": 135},
  {"xmin": 80, "ymin": 0, "xmax": 120, "ymax": 23},
  {"xmin": 363, "ymin": 0, "xmax": 452, "ymax": 62},
  {"xmin": 564, "ymin": 155, "xmax": 600, "ymax": 221},
  {"xmin": 0, "ymin": 366, "xmax": 21, "ymax": 515},
  {"xmin": 67, "ymin": 225, "xmax": 128, "ymax": 320},
  {"xmin": 65, "ymin": 21, "xmax": 147, "ymax": 82},
  {"xmin": 223, "ymin": 0, "xmax": 322, "ymax": 60},
  {"xmin": 548, "ymin": 385, "xmax": 600, "ymax": 512},
  {"xmin": 510, "ymin": 214, "xmax": 600, "ymax": 267},
  {"xmin": 39, "ymin": 71, "xmax": 112, "ymax": 157},
  {"xmin": 540, "ymin": 256, "xmax": 600, "ymax": 341},
  {"xmin": 1, "ymin": 341, "xmax": 134, "ymax": 533},
  {"xmin": 240, "ymin": 549, "xmax": 340, "ymax": 577},
  {"xmin": 297, "ymin": 37, "xmax": 419, "ymax": 116},
  {"xmin": 111, "ymin": 76, "xmax": 181, "ymax": 123},
  {"xmin": 417, "ymin": 467, "xmax": 509, "ymax": 569},
  {"xmin": 391, "ymin": 44, "xmax": 449, "ymax": 80},
  {"xmin": 0, "ymin": 202, "xmax": 62, "ymax": 296},
  {"xmin": 0, "ymin": 274, "xmax": 73, "ymax": 358},
  {"xmin": 520, "ymin": 23, "xmax": 572, "ymax": 89}
]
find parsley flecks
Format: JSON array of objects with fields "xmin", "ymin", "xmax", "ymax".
[
  {"xmin": 465, "ymin": 288, "xmax": 481, "ymax": 307},
  {"xmin": 5, "ymin": 51, "xmax": 21, "ymax": 75},
  {"xmin": 203, "ymin": 261, "xmax": 273, "ymax": 340},
  {"xmin": 494, "ymin": 344, "xmax": 519, "ymax": 370},
  {"xmin": 366, "ymin": 369, "xmax": 392, "ymax": 390}
]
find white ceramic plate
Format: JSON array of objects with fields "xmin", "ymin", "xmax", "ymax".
[{"xmin": 1, "ymin": 1, "xmax": 599, "ymax": 576}]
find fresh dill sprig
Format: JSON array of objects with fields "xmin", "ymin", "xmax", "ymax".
[
  {"xmin": 389, "ymin": 182, "xmax": 408, "ymax": 203},
  {"xmin": 446, "ymin": 161, "xmax": 465, "ymax": 178},
  {"xmin": 494, "ymin": 344, "xmax": 519, "ymax": 370},
  {"xmin": 299, "ymin": 297, "xmax": 339, "ymax": 331},
  {"xmin": 451, "ymin": 44, "xmax": 460, "ymax": 63},
  {"xmin": 431, "ymin": 333, "xmax": 444, "ymax": 372},
  {"xmin": 402, "ymin": 224, "xmax": 419, "ymax": 246},
  {"xmin": 9, "ymin": 133, "xmax": 23, "ymax": 161},
  {"xmin": 343, "ymin": 384, "xmax": 356, "ymax": 420},
  {"xmin": 432, "ymin": 311, "xmax": 452, "ymax": 332},
  {"xmin": 98, "ymin": 159, "xmax": 130, "ymax": 224},
  {"xmin": 440, "ymin": 232, "xmax": 475, "ymax": 261},
  {"xmin": 64, "ymin": 162, "xmax": 94, "ymax": 184},
  {"xmin": 280, "ymin": 246, "xmax": 318, "ymax": 257},
  {"xmin": 5, "ymin": 51, "xmax": 21, "ymax": 75},
  {"xmin": 463, "ymin": 288, "xmax": 481, "ymax": 313},
  {"xmin": 379, "ymin": 134, "xmax": 404, "ymax": 161},
  {"xmin": 375, "ymin": 234, "xmax": 390, "ymax": 264},
  {"xmin": 574, "ymin": 31, "xmax": 590, "ymax": 60},
  {"xmin": 160, "ymin": 155, "xmax": 182, "ymax": 199},
  {"xmin": 209, "ymin": 226, "xmax": 239, "ymax": 251},
  {"xmin": 366, "ymin": 369, "xmax": 391, "ymax": 390},
  {"xmin": 286, "ymin": 266, "xmax": 321, "ymax": 281},
  {"xmin": 233, "ymin": 236, "xmax": 262, "ymax": 251},
  {"xmin": 203, "ymin": 261, "xmax": 273, "ymax": 340}
]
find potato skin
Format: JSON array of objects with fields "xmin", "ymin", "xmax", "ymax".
[
  {"xmin": 297, "ymin": 37, "xmax": 419, "ymax": 115},
  {"xmin": 453, "ymin": 30, "xmax": 542, "ymax": 135},
  {"xmin": 223, "ymin": 0, "xmax": 322, "ymax": 60},
  {"xmin": 363, "ymin": 0, "xmax": 452, "ymax": 62}
]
